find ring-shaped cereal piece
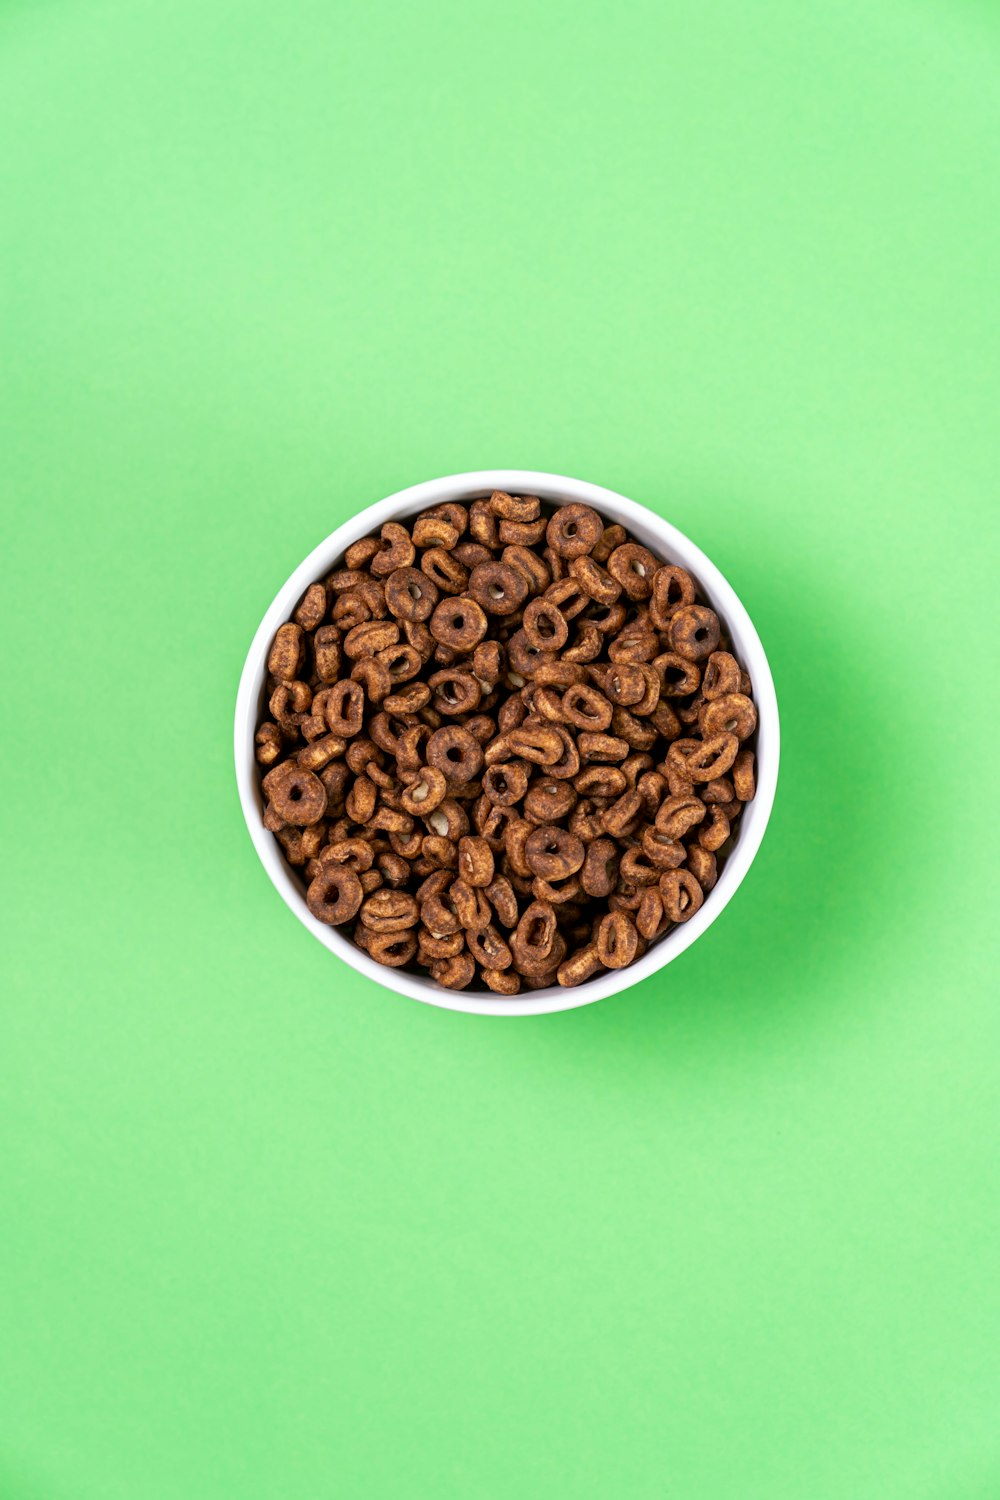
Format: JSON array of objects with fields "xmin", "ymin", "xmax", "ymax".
[
  {"xmin": 668, "ymin": 604, "xmax": 722, "ymax": 662},
  {"xmin": 411, "ymin": 515, "xmax": 459, "ymax": 551},
  {"xmin": 569, "ymin": 554, "xmax": 621, "ymax": 605},
  {"xmin": 522, "ymin": 597, "xmax": 569, "ymax": 652},
  {"xmin": 640, "ymin": 826, "xmax": 687, "ymax": 870},
  {"xmin": 384, "ymin": 566, "xmax": 439, "ymax": 622},
  {"xmin": 659, "ymin": 869, "xmax": 704, "ymax": 923},
  {"xmin": 524, "ymin": 825, "xmax": 585, "ymax": 881},
  {"xmin": 467, "ymin": 560, "xmax": 529, "ymax": 616},
  {"xmin": 369, "ymin": 522, "xmax": 416, "ymax": 577},
  {"xmin": 654, "ymin": 652, "xmax": 702, "ymax": 698},
  {"xmin": 268, "ymin": 622, "xmax": 304, "ymax": 681},
  {"xmin": 350, "ymin": 655, "xmax": 391, "ymax": 703},
  {"xmin": 306, "ymin": 865, "xmax": 363, "ymax": 925},
  {"xmin": 607, "ymin": 543, "xmax": 657, "ymax": 601},
  {"xmin": 489, "ymin": 489, "xmax": 541, "ymax": 522},
  {"xmin": 399, "ymin": 766, "xmax": 448, "ymax": 815},
  {"xmin": 511, "ymin": 900, "xmax": 558, "ymax": 972},
  {"xmin": 523, "ymin": 778, "xmax": 578, "ymax": 825},
  {"xmin": 377, "ymin": 643, "xmax": 423, "ymax": 686},
  {"xmin": 426, "ymin": 725, "xmax": 484, "ymax": 783},
  {"xmin": 367, "ymin": 930, "xmax": 419, "ymax": 967},
  {"xmin": 654, "ymin": 793, "xmax": 706, "ymax": 839},
  {"xmin": 457, "ymin": 835, "xmax": 495, "ymax": 888},
  {"xmin": 466, "ymin": 924, "xmax": 513, "ymax": 971},
  {"xmin": 650, "ymin": 564, "xmax": 696, "ymax": 627},
  {"xmin": 573, "ymin": 766, "xmax": 627, "ymax": 800},
  {"xmin": 698, "ymin": 805, "xmax": 732, "ymax": 852},
  {"xmin": 669, "ymin": 731, "xmax": 739, "ymax": 783},
  {"xmin": 502, "ymin": 545, "xmax": 550, "ymax": 595},
  {"xmin": 429, "ymin": 596, "xmax": 488, "ymax": 651},
  {"xmin": 636, "ymin": 887, "xmax": 669, "ymax": 941},
  {"xmin": 482, "ymin": 761, "xmax": 530, "ymax": 806},
  {"xmin": 431, "ymin": 953, "xmax": 476, "ymax": 989},
  {"xmin": 561, "ymin": 684, "xmax": 613, "ymax": 732},
  {"xmin": 701, "ymin": 650, "xmax": 741, "ymax": 701},
  {"xmin": 323, "ymin": 678, "xmax": 364, "ymax": 737},
  {"xmin": 700, "ymin": 692, "xmax": 758, "ymax": 742},
  {"xmin": 358, "ymin": 888, "xmax": 420, "ymax": 934},
  {"xmin": 603, "ymin": 663, "xmax": 645, "ymax": 707},
  {"xmin": 506, "ymin": 629, "xmax": 556, "ymax": 680},
  {"xmin": 263, "ymin": 762, "xmax": 328, "ymax": 826},
  {"xmin": 312, "ymin": 625, "xmax": 341, "ymax": 684},
  {"xmin": 428, "ymin": 669, "xmax": 482, "ymax": 717},
  {"xmin": 505, "ymin": 724, "xmax": 564, "ymax": 767},
  {"xmin": 420, "ymin": 546, "xmax": 468, "ymax": 596},
  {"xmin": 545, "ymin": 504, "xmax": 603, "ymax": 559},
  {"xmin": 596, "ymin": 911, "xmax": 639, "ymax": 969}
]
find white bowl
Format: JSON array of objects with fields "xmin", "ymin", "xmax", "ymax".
[{"xmin": 235, "ymin": 471, "xmax": 779, "ymax": 1016}]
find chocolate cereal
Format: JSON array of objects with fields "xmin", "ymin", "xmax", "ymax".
[{"xmin": 254, "ymin": 493, "xmax": 758, "ymax": 993}]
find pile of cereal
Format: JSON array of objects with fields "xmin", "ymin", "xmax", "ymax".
[{"xmin": 254, "ymin": 493, "xmax": 757, "ymax": 992}]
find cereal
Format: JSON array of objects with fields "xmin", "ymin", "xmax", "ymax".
[{"xmin": 255, "ymin": 495, "xmax": 758, "ymax": 990}]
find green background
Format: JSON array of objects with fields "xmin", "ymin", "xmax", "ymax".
[{"xmin": 2, "ymin": 0, "xmax": 998, "ymax": 1496}]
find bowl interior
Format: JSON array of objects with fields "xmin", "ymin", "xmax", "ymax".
[{"xmin": 235, "ymin": 471, "xmax": 778, "ymax": 1016}]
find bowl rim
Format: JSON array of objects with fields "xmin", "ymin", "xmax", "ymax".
[{"xmin": 234, "ymin": 469, "xmax": 779, "ymax": 1016}]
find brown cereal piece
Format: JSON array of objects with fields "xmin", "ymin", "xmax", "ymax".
[
  {"xmin": 306, "ymin": 866, "xmax": 363, "ymax": 925},
  {"xmin": 421, "ymin": 546, "xmax": 468, "ymax": 596},
  {"xmin": 668, "ymin": 732, "xmax": 739, "ymax": 783},
  {"xmin": 255, "ymin": 723, "xmax": 283, "ymax": 766},
  {"xmin": 385, "ymin": 566, "xmax": 439, "ymax": 622},
  {"xmin": 367, "ymin": 931, "xmax": 419, "ymax": 967},
  {"xmin": 467, "ymin": 561, "xmax": 529, "ymax": 616},
  {"xmin": 654, "ymin": 652, "xmax": 702, "ymax": 698},
  {"xmin": 700, "ymin": 692, "xmax": 758, "ymax": 742},
  {"xmin": 701, "ymin": 650, "xmax": 741, "ymax": 700},
  {"xmin": 430, "ymin": 953, "xmax": 476, "ymax": 989},
  {"xmin": 489, "ymin": 490, "xmax": 541, "ymax": 522},
  {"xmin": 412, "ymin": 515, "xmax": 460, "ymax": 551},
  {"xmin": 686, "ymin": 845, "xmax": 718, "ymax": 892},
  {"xmin": 733, "ymin": 749, "xmax": 756, "ymax": 802},
  {"xmin": 482, "ymin": 968, "xmax": 521, "ymax": 995},
  {"xmin": 561, "ymin": 684, "xmax": 613, "ymax": 732},
  {"xmin": 458, "ymin": 835, "xmax": 494, "ymax": 888},
  {"xmin": 426, "ymin": 725, "xmax": 484, "ymax": 783},
  {"xmin": 523, "ymin": 779, "xmax": 578, "ymax": 825},
  {"xmin": 659, "ymin": 868, "xmax": 704, "ymax": 923},
  {"xmin": 668, "ymin": 605, "xmax": 721, "ymax": 662},
  {"xmin": 524, "ymin": 826, "xmax": 585, "ymax": 881},
  {"xmin": 596, "ymin": 911, "xmax": 639, "ymax": 969},
  {"xmin": 698, "ymin": 805, "xmax": 732, "ymax": 852},
  {"xmin": 430, "ymin": 596, "xmax": 488, "ymax": 651},
  {"xmin": 358, "ymin": 889, "xmax": 419, "ymax": 934},
  {"xmin": 522, "ymin": 597, "xmax": 569, "ymax": 652},
  {"xmin": 263, "ymin": 761, "xmax": 327, "ymax": 825},
  {"xmin": 369, "ymin": 524, "xmax": 415, "ymax": 577},
  {"xmin": 545, "ymin": 504, "xmax": 603, "ymax": 559},
  {"xmin": 607, "ymin": 543, "xmax": 657, "ymax": 601},
  {"xmin": 591, "ymin": 524, "xmax": 627, "ymax": 563},
  {"xmin": 294, "ymin": 583, "xmax": 328, "ymax": 631},
  {"xmin": 502, "ymin": 545, "xmax": 550, "ymax": 595},
  {"xmin": 511, "ymin": 900, "xmax": 558, "ymax": 973},
  {"xmin": 557, "ymin": 944, "xmax": 604, "ymax": 987},
  {"xmin": 268, "ymin": 622, "xmax": 304, "ymax": 681},
  {"xmin": 649, "ymin": 564, "xmax": 696, "ymax": 628},
  {"xmin": 467, "ymin": 924, "xmax": 513, "ymax": 970}
]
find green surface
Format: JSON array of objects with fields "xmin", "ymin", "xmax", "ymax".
[{"xmin": 2, "ymin": 1, "xmax": 999, "ymax": 1497}]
